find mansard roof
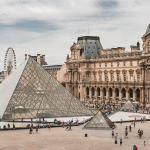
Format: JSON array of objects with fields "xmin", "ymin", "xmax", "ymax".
[{"xmin": 77, "ymin": 36, "xmax": 103, "ymax": 59}]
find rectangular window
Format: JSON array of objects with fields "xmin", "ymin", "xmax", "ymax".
[
  {"xmin": 117, "ymin": 62, "xmax": 119, "ymax": 67},
  {"xmin": 130, "ymin": 73, "xmax": 133, "ymax": 82},
  {"xmin": 105, "ymin": 73, "xmax": 107, "ymax": 81},
  {"xmin": 124, "ymin": 61, "xmax": 126, "ymax": 66},
  {"xmin": 138, "ymin": 60, "xmax": 140, "ymax": 66},
  {"xmin": 124, "ymin": 73, "xmax": 126, "ymax": 81},
  {"xmin": 111, "ymin": 62, "xmax": 113, "ymax": 67},
  {"xmin": 105, "ymin": 63, "xmax": 107, "ymax": 67},
  {"xmin": 137, "ymin": 73, "xmax": 140, "ymax": 81},
  {"xmin": 87, "ymin": 63, "xmax": 89, "ymax": 68},
  {"xmin": 111, "ymin": 73, "xmax": 113, "ymax": 81},
  {"xmin": 100, "ymin": 63, "xmax": 101, "ymax": 67},
  {"xmin": 100, "ymin": 74, "xmax": 102, "ymax": 81},
  {"xmin": 131, "ymin": 61, "xmax": 132, "ymax": 66},
  {"xmin": 94, "ymin": 63, "xmax": 96, "ymax": 68},
  {"xmin": 148, "ymin": 42, "xmax": 150, "ymax": 52},
  {"xmin": 117, "ymin": 73, "xmax": 119, "ymax": 81}
]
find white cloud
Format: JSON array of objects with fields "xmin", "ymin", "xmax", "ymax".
[{"xmin": 0, "ymin": 0, "xmax": 150, "ymax": 71}]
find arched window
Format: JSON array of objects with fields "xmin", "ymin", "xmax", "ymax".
[
  {"xmin": 86, "ymin": 87, "xmax": 89, "ymax": 98},
  {"xmin": 91, "ymin": 87, "xmax": 95, "ymax": 97}
]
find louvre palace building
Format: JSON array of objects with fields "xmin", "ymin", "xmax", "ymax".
[{"xmin": 65, "ymin": 23, "xmax": 150, "ymax": 106}]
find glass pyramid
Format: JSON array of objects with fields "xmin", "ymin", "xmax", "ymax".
[
  {"xmin": 0, "ymin": 57, "xmax": 93, "ymax": 120},
  {"xmin": 83, "ymin": 110, "xmax": 113, "ymax": 130},
  {"xmin": 122, "ymin": 100, "xmax": 135, "ymax": 111}
]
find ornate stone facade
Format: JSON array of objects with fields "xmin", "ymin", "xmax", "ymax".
[{"xmin": 65, "ymin": 24, "xmax": 150, "ymax": 106}]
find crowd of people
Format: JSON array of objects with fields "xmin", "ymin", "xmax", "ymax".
[{"xmin": 112, "ymin": 118, "xmax": 147, "ymax": 149}]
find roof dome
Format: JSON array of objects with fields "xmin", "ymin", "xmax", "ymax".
[
  {"xmin": 77, "ymin": 36, "xmax": 103, "ymax": 59},
  {"xmin": 146, "ymin": 23, "xmax": 150, "ymax": 34}
]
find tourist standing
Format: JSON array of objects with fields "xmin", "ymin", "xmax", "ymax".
[
  {"xmin": 144, "ymin": 141, "xmax": 146, "ymax": 147},
  {"xmin": 121, "ymin": 119, "xmax": 122, "ymax": 125},
  {"xmin": 13, "ymin": 124, "xmax": 15, "ymax": 131},
  {"xmin": 119, "ymin": 137, "xmax": 122, "ymax": 146},
  {"xmin": 115, "ymin": 137, "xmax": 117, "ymax": 144},
  {"xmin": 48, "ymin": 123, "xmax": 51, "ymax": 129},
  {"xmin": 112, "ymin": 131, "xmax": 114, "ymax": 138},
  {"xmin": 35, "ymin": 126, "xmax": 38, "ymax": 133},
  {"xmin": 129, "ymin": 125, "xmax": 132, "ymax": 132},
  {"xmin": 62, "ymin": 121, "xmax": 65, "ymax": 128},
  {"xmin": 134, "ymin": 121, "xmax": 135, "ymax": 127},
  {"xmin": 125, "ymin": 130, "xmax": 128, "ymax": 138}
]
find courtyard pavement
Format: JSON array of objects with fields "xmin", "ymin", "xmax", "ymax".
[{"xmin": 0, "ymin": 121, "xmax": 150, "ymax": 150}]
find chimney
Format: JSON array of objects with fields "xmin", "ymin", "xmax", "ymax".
[
  {"xmin": 42, "ymin": 55, "xmax": 45, "ymax": 61},
  {"xmin": 37, "ymin": 54, "xmax": 41, "ymax": 64},
  {"xmin": 25, "ymin": 54, "xmax": 27, "ymax": 60}
]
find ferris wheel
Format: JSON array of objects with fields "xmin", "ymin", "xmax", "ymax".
[{"xmin": 4, "ymin": 47, "xmax": 16, "ymax": 75}]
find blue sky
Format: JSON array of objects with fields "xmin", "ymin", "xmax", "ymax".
[{"xmin": 0, "ymin": 0, "xmax": 150, "ymax": 71}]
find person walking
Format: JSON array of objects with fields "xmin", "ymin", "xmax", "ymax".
[
  {"xmin": 134, "ymin": 121, "xmax": 135, "ymax": 127},
  {"xmin": 62, "ymin": 121, "xmax": 65, "ymax": 128},
  {"xmin": 125, "ymin": 130, "xmax": 128, "ymax": 138},
  {"xmin": 13, "ymin": 124, "xmax": 15, "ymax": 131},
  {"xmin": 112, "ymin": 131, "xmax": 114, "ymax": 138},
  {"xmin": 121, "ymin": 119, "xmax": 122, "ymax": 125},
  {"xmin": 119, "ymin": 137, "xmax": 122, "ymax": 146},
  {"xmin": 115, "ymin": 137, "xmax": 117, "ymax": 144},
  {"xmin": 144, "ymin": 141, "xmax": 146, "ymax": 147},
  {"xmin": 129, "ymin": 125, "xmax": 132, "ymax": 132},
  {"xmin": 35, "ymin": 126, "xmax": 38, "ymax": 133}
]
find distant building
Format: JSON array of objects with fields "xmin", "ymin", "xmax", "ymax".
[{"xmin": 25, "ymin": 54, "xmax": 62, "ymax": 80}]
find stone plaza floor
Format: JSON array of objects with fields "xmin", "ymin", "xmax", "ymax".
[{"xmin": 0, "ymin": 121, "xmax": 150, "ymax": 150}]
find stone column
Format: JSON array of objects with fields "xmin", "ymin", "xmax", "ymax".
[
  {"xmin": 126, "ymin": 88, "xmax": 129, "ymax": 100},
  {"xmin": 133, "ymin": 89, "xmax": 136, "ymax": 102},
  {"xmin": 112, "ymin": 88, "xmax": 115, "ymax": 103},
  {"xmin": 140, "ymin": 88, "xmax": 142, "ymax": 103},
  {"xmin": 95, "ymin": 87, "xmax": 97, "ymax": 101},
  {"xmin": 119, "ymin": 88, "xmax": 122, "ymax": 101},
  {"xmin": 89, "ymin": 87, "xmax": 92, "ymax": 101},
  {"xmin": 106, "ymin": 88, "xmax": 108, "ymax": 100}
]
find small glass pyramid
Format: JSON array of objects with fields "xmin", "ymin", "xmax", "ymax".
[
  {"xmin": 83, "ymin": 110, "xmax": 113, "ymax": 130},
  {"xmin": 122, "ymin": 100, "xmax": 135, "ymax": 111}
]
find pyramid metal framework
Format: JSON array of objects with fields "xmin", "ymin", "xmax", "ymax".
[
  {"xmin": 0, "ymin": 57, "xmax": 93, "ymax": 120},
  {"xmin": 122, "ymin": 100, "xmax": 135, "ymax": 111},
  {"xmin": 83, "ymin": 110, "xmax": 113, "ymax": 130}
]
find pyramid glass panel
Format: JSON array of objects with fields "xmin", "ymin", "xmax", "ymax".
[
  {"xmin": 83, "ymin": 111, "xmax": 113, "ymax": 130},
  {"xmin": 0, "ymin": 57, "xmax": 93, "ymax": 119},
  {"xmin": 122, "ymin": 100, "xmax": 135, "ymax": 111}
]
